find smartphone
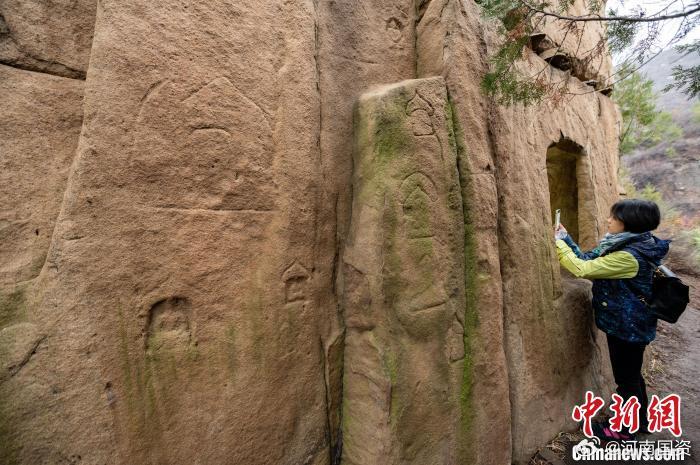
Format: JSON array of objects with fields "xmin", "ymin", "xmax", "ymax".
[{"xmin": 554, "ymin": 209, "xmax": 561, "ymax": 227}]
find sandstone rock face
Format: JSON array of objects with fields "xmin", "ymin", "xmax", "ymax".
[
  {"xmin": 343, "ymin": 77, "xmax": 465, "ymax": 465},
  {"xmin": 0, "ymin": 66, "xmax": 84, "ymax": 286},
  {"xmin": 1, "ymin": 0, "xmax": 620, "ymax": 464},
  {"xmin": 493, "ymin": 93, "xmax": 620, "ymax": 463},
  {"xmin": 0, "ymin": 67, "xmax": 97, "ymax": 465},
  {"xmin": 18, "ymin": 2, "xmax": 328, "ymax": 464},
  {"xmin": 0, "ymin": 0, "xmax": 97, "ymax": 78}
]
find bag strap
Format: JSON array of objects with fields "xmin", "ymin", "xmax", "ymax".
[
  {"xmin": 621, "ymin": 252, "xmax": 659, "ymax": 307},
  {"xmin": 625, "ymin": 281, "xmax": 650, "ymax": 307}
]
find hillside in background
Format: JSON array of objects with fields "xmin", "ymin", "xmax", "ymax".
[
  {"xmin": 644, "ymin": 49, "xmax": 700, "ymax": 124},
  {"xmin": 623, "ymin": 49, "xmax": 700, "ymax": 219}
]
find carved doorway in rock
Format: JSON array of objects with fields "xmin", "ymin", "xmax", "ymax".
[{"xmin": 546, "ymin": 137, "xmax": 596, "ymax": 246}]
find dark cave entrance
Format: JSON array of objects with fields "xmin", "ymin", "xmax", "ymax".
[{"xmin": 546, "ymin": 137, "xmax": 590, "ymax": 245}]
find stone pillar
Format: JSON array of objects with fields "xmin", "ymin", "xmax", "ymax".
[{"xmin": 342, "ymin": 77, "xmax": 466, "ymax": 465}]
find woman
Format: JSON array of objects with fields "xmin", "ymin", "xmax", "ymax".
[{"xmin": 554, "ymin": 199, "xmax": 670, "ymax": 442}]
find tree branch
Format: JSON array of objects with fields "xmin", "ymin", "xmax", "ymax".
[{"xmin": 522, "ymin": 1, "xmax": 700, "ymax": 22}]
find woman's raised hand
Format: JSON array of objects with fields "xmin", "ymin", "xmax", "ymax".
[{"xmin": 554, "ymin": 224, "xmax": 568, "ymax": 241}]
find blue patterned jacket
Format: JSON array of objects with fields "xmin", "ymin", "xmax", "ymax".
[{"xmin": 563, "ymin": 232, "xmax": 670, "ymax": 344}]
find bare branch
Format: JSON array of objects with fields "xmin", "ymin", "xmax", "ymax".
[{"xmin": 522, "ymin": 1, "xmax": 700, "ymax": 23}]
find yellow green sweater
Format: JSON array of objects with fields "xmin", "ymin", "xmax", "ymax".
[{"xmin": 555, "ymin": 239, "xmax": 639, "ymax": 279}]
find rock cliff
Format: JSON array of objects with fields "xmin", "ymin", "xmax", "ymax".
[{"xmin": 0, "ymin": 1, "xmax": 620, "ymax": 464}]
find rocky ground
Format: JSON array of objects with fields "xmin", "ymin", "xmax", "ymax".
[{"xmin": 649, "ymin": 269, "xmax": 700, "ymax": 443}]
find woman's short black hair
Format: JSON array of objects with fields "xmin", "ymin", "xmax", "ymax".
[{"xmin": 610, "ymin": 199, "xmax": 661, "ymax": 233}]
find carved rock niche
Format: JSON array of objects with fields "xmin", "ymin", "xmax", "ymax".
[{"xmin": 145, "ymin": 296, "xmax": 193, "ymax": 356}]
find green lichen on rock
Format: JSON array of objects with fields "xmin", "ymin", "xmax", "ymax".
[
  {"xmin": 0, "ymin": 391, "xmax": 21, "ymax": 465},
  {"xmin": 382, "ymin": 189, "xmax": 403, "ymax": 307},
  {"xmin": 247, "ymin": 293, "xmax": 266, "ymax": 365},
  {"xmin": 382, "ymin": 343, "xmax": 403, "ymax": 423},
  {"xmin": 0, "ymin": 288, "xmax": 31, "ymax": 463},
  {"xmin": 339, "ymin": 373, "xmax": 356, "ymax": 453},
  {"xmin": 0, "ymin": 285, "xmax": 28, "ymax": 329},
  {"xmin": 362, "ymin": 90, "xmax": 437, "ymax": 312},
  {"xmin": 346, "ymin": 79, "xmax": 468, "ymax": 464},
  {"xmin": 373, "ymin": 97, "xmax": 413, "ymax": 166},
  {"xmin": 447, "ymin": 93, "xmax": 478, "ymax": 464},
  {"xmin": 354, "ymin": 89, "xmax": 416, "ymax": 208},
  {"xmin": 117, "ymin": 308, "xmax": 165, "ymax": 449}
]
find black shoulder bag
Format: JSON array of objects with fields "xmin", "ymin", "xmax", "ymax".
[{"xmin": 635, "ymin": 264, "xmax": 690, "ymax": 324}]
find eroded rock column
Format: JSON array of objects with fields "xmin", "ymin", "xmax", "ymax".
[
  {"xmin": 0, "ymin": 65, "xmax": 89, "ymax": 465},
  {"xmin": 0, "ymin": 1, "xmax": 97, "ymax": 463},
  {"xmin": 342, "ymin": 77, "xmax": 466, "ymax": 465}
]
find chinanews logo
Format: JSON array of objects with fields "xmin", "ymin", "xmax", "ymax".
[
  {"xmin": 571, "ymin": 438, "xmax": 691, "ymax": 461},
  {"xmin": 570, "ymin": 391, "xmax": 692, "ymax": 462}
]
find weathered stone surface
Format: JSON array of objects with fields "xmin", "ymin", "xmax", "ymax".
[
  {"xmin": 0, "ymin": 0, "xmax": 96, "ymax": 78},
  {"xmin": 535, "ymin": 3, "xmax": 613, "ymax": 87},
  {"xmin": 0, "ymin": 67, "xmax": 87, "ymax": 464},
  {"xmin": 316, "ymin": 3, "xmax": 419, "ymax": 454},
  {"xmin": 8, "ymin": 1, "xmax": 329, "ymax": 464},
  {"xmin": 489, "ymin": 65, "xmax": 619, "ymax": 465},
  {"xmin": 1, "ymin": 0, "xmax": 623, "ymax": 464},
  {"xmin": 343, "ymin": 77, "xmax": 465, "ymax": 465},
  {"xmin": 0, "ymin": 65, "xmax": 84, "ymax": 286},
  {"xmin": 436, "ymin": 4, "xmax": 516, "ymax": 463},
  {"xmin": 412, "ymin": 2, "xmax": 618, "ymax": 463}
]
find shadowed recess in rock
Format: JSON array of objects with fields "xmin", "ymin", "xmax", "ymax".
[
  {"xmin": 145, "ymin": 296, "xmax": 193, "ymax": 353},
  {"xmin": 547, "ymin": 137, "xmax": 587, "ymax": 243}
]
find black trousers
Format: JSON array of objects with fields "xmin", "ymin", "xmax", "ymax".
[{"xmin": 606, "ymin": 333, "xmax": 649, "ymax": 430}]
